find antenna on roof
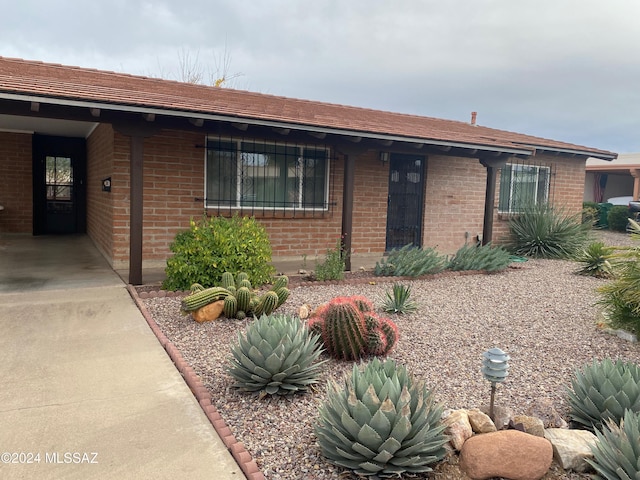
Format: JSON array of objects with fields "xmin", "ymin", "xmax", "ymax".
[{"xmin": 471, "ymin": 111, "xmax": 477, "ymax": 126}]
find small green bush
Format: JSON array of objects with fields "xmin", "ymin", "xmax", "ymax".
[
  {"xmin": 374, "ymin": 244, "xmax": 447, "ymax": 277},
  {"xmin": 575, "ymin": 242, "xmax": 615, "ymax": 278},
  {"xmin": 508, "ymin": 204, "xmax": 592, "ymax": 258},
  {"xmin": 314, "ymin": 238, "xmax": 345, "ymax": 281},
  {"xmin": 162, "ymin": 214, "xmax": 275, "ymax": 291},
  {"xmin": 607, "ymin": 205, "xmax": 630, "ymax": 232},
  {"xmin": 587, "ymin": 409, "xmax": 640, "ymax": 480},
  {"xmin": 447, "ymin": 243, "xmax": 512, "ymax": 272},
  {"xmin": 582, "ymin": 201, "xmax": 599, "ymax": 226},
  {"xmin": 382, "ymin": 283, "xmax": 418, "ymax": 314}
]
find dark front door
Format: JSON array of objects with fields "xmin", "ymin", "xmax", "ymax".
[
  {"xmin": 385, "ymin": 154, "xmax": 425, "ymax": 250},
  {"xmin": 33, "ymin": 135, "xmax": 87, "ymax": 235}
]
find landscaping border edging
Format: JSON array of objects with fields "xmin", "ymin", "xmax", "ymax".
[{"xmin": 126, "ymin": 285, "xmax": 265, "ymax": 480}]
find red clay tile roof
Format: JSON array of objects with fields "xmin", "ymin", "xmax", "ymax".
[{"xmin": 0, "ymin": 56, "xmax": 616, "ymax": 159}]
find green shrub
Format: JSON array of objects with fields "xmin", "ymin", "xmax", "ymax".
[
  {"xmin": 508, "ymin": 204, "xmax": 592, "ymax": 258},
  {"xmin": 316, "ymin": 357, "xmax": 448, "ymax": 477},
  {"xmin": 447, "ymin": 243, "xmax": 512, "ymax": 272},
  {"xmin": 598, "ymin": 261, "xmax": 640, "ymax": 336},
  {"xmin": 382, "ymin": 283, "xmax": 418, "ymax": 314},
  {"xmin": 587, "ymin": 409, "xmax": 640, "ymax": 480},
  {"xmin": 227, "ymin": 314, "xmax": 326, "ymax": 396},
  {"xmin": 163, "ymin": 214, "xmax": 275, "ymax": 291},
  {"xmin": 566, "ymin": 358, "xmax": 640, "ymax": 431},
  {"xmin": 575, "ymin": 242, "xmax": 615, "ymax": 278},
  {"xmin": 315, "ymin": 238, "xmax": 345, "ymax": 281},
  {"xmin": 582, "ymin": 201, "xmax": 599, "ymax": 226},
  {"xmin": 374, "ymin": 244, "xmax": 447, "ymax": 277},
  {"xmin": 607, "ymin": 205, "xmax": 630, "ymax": 232}
]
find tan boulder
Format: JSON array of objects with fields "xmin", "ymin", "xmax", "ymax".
[
  {"xmin": 192, "ymin": 300, "xmax": 225, "ymax": 322},
  {"xmin": 467, "ymin": 408, "xmax": 497, "ymax": 433},
  {"xmin": 442, "ymin": 409, "xmax": 473, "ymax": 451},
  {"xmin": 544, "ymin": 428, "xmax": 597, "ymax": 473},
  {"xmin": 513, "ymin": 415, "xmax": 545, "ymax": 437},
  {"xmin": 459, "ymin": 429, "xmax": 553, "ymax": 480}
]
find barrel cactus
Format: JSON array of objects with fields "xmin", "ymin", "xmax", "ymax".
[
  {"xmin": 308, "ymin": 296, "xmax": 399, "ymax": 360},
  {"xmin": 587, "ymin": 409, "xmax": 640, "ymax": 479},
  {"xmin": 567, "ymin": 358, "xmax": 640, "ymax": 431},
  {"xmin": 316, "ymin": 357, "xmax": 448, "ymax": 477},
  {"xmin": 227, "ymin": 314, "xmax": 326, "ymax": 395}
]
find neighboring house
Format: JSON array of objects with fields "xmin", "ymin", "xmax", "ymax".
[
  {"xmin": 0, "ymin": 57, "xmax": 616, "ymax": 284},
  {"xmin": 585, "ymin": 153, "xmax": 640, "ymax": 204}
]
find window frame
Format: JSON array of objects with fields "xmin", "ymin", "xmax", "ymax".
[
  {"xmin": 498, "ymin": 163, "xmax": 551, "ymax": 214},
  {"xmin": 204, "ymin": 137, "xmax": 331, "ymax": 212}
]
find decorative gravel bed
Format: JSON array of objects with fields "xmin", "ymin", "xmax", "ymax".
[{"xmin": 140, "ymin": 231, "xmax": 640, "ymax": 479}]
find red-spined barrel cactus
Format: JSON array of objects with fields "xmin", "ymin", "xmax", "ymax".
[{"xmin": 309, "ymin": 296, "xmax": 399, "ymax": 360}]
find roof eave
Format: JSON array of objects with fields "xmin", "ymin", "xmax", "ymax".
[
  {"xmin": 0, "ymin": 91, "xmax": 533, "ymax": 156},
  {"xmin": 518, "ymin": 144, "xmax": 617, "ymax": 161}
]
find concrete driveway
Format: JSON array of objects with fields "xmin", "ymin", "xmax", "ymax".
[{"xmin": 0, "ymin": 235, "xmax": 243, "ymax": 479}]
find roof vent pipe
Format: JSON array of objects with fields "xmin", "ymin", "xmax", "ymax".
[{"xmin": 471, "ymin": 111, "xmax": 477, "ymax": 126}]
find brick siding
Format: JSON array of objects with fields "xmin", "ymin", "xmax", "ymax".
[{"xmin": 0, "ymin": 132, "xmax": 32, "ymax": 233}]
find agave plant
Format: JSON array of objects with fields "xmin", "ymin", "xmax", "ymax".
[
  {"xmin": 382, "ymin": 284, "xmax": 418, "ymax": 314},
  {"xmin": 567, "ymin": 358, "xmax": 640, "ymax": 431},
  {"xmin": 587, "ymin": 409, "xmax": 640, "ymax": 480},
  {"xmin": 316, "ymin": 357, "xmax": 448, "ymax": 477},
  {"xmin": 227, "ymin": 314, "xmax": 326, "ymax": 396}
]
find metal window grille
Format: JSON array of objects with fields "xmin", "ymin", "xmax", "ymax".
[
  {"xmin": 498, "ymin": 159, "xmax": 556, "ymax": 213},
  {"xmin": 204, "ymin": 135, "xmax": 335, "ymax": 218}
]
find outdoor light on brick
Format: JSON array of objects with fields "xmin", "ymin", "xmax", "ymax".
[{"xmin": 482, "ymin": 347, "xmax": 510, "ymax": 422}]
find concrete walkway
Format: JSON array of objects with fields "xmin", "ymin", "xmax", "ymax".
[{"xmin": 0, "ymin": 235, "xmax": 243, "ymax": 479}]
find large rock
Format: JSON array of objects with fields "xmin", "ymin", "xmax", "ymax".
[
  {"xmin": 442, "ymin": 409, "xmax": 473, "ymax": 451},
  {"xmin": 459, "ymin": 430, "xmax": 553, "ymax": 480},
  {"xmin": 192, "ymin": 300, "xmax": 225, "ymax": 322},
  {"xmin": 467, "ymin": 408, "xmax": 497, "ymax": 433},
  {"xmin": 526, "ymin": 398, "xmax": 568, "ymax": 428},
  {"xmin": 544, "ymin": 428, "xmax": 597, "ymax": 473},
  {"xmin": 512, "ymin": 415, "xmax": 545, "ymax": 437}
]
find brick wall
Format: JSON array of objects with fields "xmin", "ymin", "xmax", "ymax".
[
  {"xmin": 86, "ymin": 124, "xmax": 115, "ymax": 263},
  {"xmin": 423, "ymin": 155, "xmax": 487, "ymax": 253},
  {"xmin": 0, "ymin": 132, "xmax": 32, "ymax": 233}
]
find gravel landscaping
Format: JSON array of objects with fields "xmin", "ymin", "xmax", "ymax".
[{"xmin": 140, "ymin": 231, "xmax": 640, "ymax": 479}]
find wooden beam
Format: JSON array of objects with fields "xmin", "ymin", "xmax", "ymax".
[
  {"xmin": 189, "ymin": 118, "xmax": 204, "ymax": 127},
  {"xmin": 412, "ymin": 143, "xmax": 424, "ymax": 150},
  {"xmin": 435, "ymin": 145, "xmax": 452, "ymax": 152},
  {"xmin": 309, "ymin": 131, "xmax": 326, "ymax": 139},
  {"xmin": 272, "ymin": 127, "xmax": 290, "ymax": 135},
  {"xmin": 342, "ymin": 153, "xmax": 355, "ymax": 271},
  {"xmin": 129, "ymin": 135, "xmax": 144, "ymax": 285},
  {"xmin": 30, "ymin": 102, "xmax": 40, "ymax": 112},
  {"xmin": 143, "ymin": 113, "xmax": 155, "ymax": 122},
  {"xmin": 347, "ymin": 136, "xmax": 362, "ymax": 143},
  {"xmin": 378, "ymin": 139, "xmax": 393, "ymax": 147},
  {"xmin": 89, "ymin": 108, "xmax": 101, "ymax": 118},
  {"xmin": 231, "ymin": 122, "xmax": 248, "ymax": 131}
]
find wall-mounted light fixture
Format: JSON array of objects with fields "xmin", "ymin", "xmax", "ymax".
[
  {"xmin": 380, "ymin": 152, "xmax": 390, "ymax": 164},
  {"xmin": 102, "ymin": 177, "xmax": 112, "ymax": 192}
]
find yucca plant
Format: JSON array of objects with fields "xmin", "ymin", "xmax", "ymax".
[
  {"xmin": 447, "ymin": 243, "xmax": 512, "ymax": 272},
  {"xmin": 227, "ymin": 314, "xmax": 326, "ymax": 396},
  {"xmin": 382, "ymin": 284, "xmax": 418, "ymax": 314},
  {"xmin": 587, "ymin": 409, "xmax": 640, "ymax": 480},
  {"xmin": 316, "ymin": 357, "xmax": 448, "ymax": 477},
  {"xmin": 575, "ymin": 242, "xmax": 615, "ymax": 278},
  {"xmin": 566, "ymin": 358, "xmax": 640, "ymax": 431},
  {"xmin": 508, "ymin": 203, "xmax": 592, "ymax": 259},
  {"xmin": 374, "ymin": 244, "xmax": 448, "ymax": 277}
]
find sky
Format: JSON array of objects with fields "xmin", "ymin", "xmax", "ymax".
[{"xmin": 1, "ymin": 0, "xmax": 639, "ymax": 154}]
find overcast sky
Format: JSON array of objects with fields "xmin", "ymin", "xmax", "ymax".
[{"xmin": 1, "ymin": 1, "xmax": 639, "ymax": 153}]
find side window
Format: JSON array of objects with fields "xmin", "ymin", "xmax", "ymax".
[{"xmin": 498, "ymin": 164, "xmax": 550, "ymax": 213}]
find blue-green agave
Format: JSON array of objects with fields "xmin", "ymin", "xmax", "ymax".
[{"xmin": 315, "ymin": 357, "xmax": 448, "ymax": 477}]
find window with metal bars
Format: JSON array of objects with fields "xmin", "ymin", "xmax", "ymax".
[
  {"xmin": 205, "ymin": 136, "xmax": 332, "ymax": 217},
  {"xmin": 498, "ymin": 161, "xmax": 554, "ymax": 213}
]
